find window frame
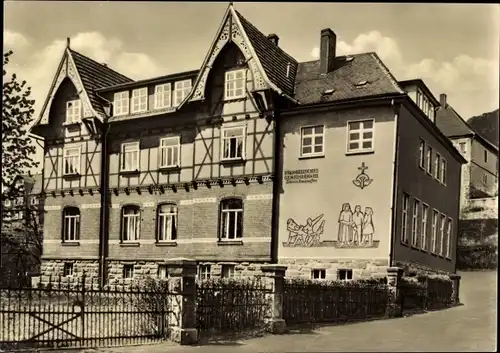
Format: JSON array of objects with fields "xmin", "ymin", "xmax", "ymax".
[
  {"xmin": 174, "ymin": 79, "xmax": 192, "ymax": 107},
  {"xmin": 198, "ymin": 264, "xmax": 212, "ymax": 280},
  {"xmin": 426, "ymin": 145, "xmax": 433, "ymax": 175},
  {"xmin": 439, "ymin": 213, "xmax": 446, "ymax": 256},
  {"xmin": 159, "ymin": 136, "xmax": 181, "ymax": 168},
  {"xmin": 63, "ymin": 263, "xmax": 74, "ymax": 277},
  {"xmin": 221, "ymin": 125, "xmax": 246, "ymax": 161},
  {"xmin": 123, "ymin": 264, "xmax": 135, "ymax": 279},
  {"xmin": 154, "ymin": 83, "xmax": 172, "ymax": 109},
  {"xmin": 113, "ymin": 91, "xmax": 130, "ymax": 116},
  {"xmin": 311, "ymin": 269, "xmax": 326, "ymax": 280},
  {"xmin": 219, "ymin": 198, "xmax": 244, "ymax": 241},
  {"xmin": 221, "ymin": 264, "xmax": 236, "ymax": 278},
  {"xmin": 440, "ymin": 158, "xmax": 447, "ymax": 185},
  {"xmin": 63, "ymin": 146, "xmax": 82, "ymax": 176},
  {"xmin": 300, "ymin": 124, "xmax": 325, "ymax": 158},
  {"xmin": 346, "ymin": 119, "xmax": 375, "ymax": 154},
  {"xmin": 446, "ymin": 218, "xmax": 453, "ymax": 259},
  {"xmin": 458, "ymin": 142, "xmax": 467, "ymax": 155},
  {"xmin": 431, "ymin": 209, "xmax": 439, "ymax": 254},
  {"xmin": 401, "ymin": 193, "xmax": 410, "ymax": 245},
  {"xmin": 131, "ymin": 87, "xmax": 148, "ymax": 114},
  {"xmin": 337, "ymin": 269, "xmax": 353, "ymax": 281},
  {"xmin": 158, "ymin": 264, "xmax": 168, "ymax": 279},
  {"xmin": 224, "ymin": 69, "xmax": 247, "ymax": 100},
  {"xmin": 411, "ymin": 198, "xmax": 420, "ymax": 248},
  {"xmin": 419, "ymin": 139, "xmax": 426, "ymax": 170},
  {"xmin": 120, "ymin": 141, "xmax": 140, "ymax": 172},
  {"xmin": 121, "ymin": 205, "xmax": 141, "ymax": 243},
  {"xmin": 421, "ymin": 203, "xmax": 429, "ymax": 251},
  {"xmin": 156, "ymin": 203, "xmax": 178, "ymax": 242},
  {"xmin": 62, "ymin": 207, "xmax": 81, "ymax": 243},
  {"xmin": 66, "ymin": 99, "xmax": 82, "ymax": 124},
  {"xmin": 434, "ymin": 153, "xmax": 441, "ymax": 180}
]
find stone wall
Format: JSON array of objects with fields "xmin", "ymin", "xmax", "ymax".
[
  {"xmin": 39, "ymin": 259, "xmax": 100, "ymax": 287},
  {"xmin": 279, "ymin": 258, "xmax": 390, "ymax": 280},
  {"xmin": 462, "ymin": 197, "xmax": 498, "ymax": 220}
]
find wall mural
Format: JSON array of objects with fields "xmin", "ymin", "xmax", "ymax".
[
  {"xmin": 282, "ymin": 204, "xmax": 379, "ymax": 248},
  {"xmin": 352, "ymin": 162, "xmax": 373, "ymax": 189}
]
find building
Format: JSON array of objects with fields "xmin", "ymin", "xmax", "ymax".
[
  {"xmin": 30, "ymin": 4, "xmax": 466, "ymax": 285},
  {"xmin": 1, "ymin": 174, "xmax": 44, "ymax": 227},
  {"xmin": 435, "ymin": 93, "xmax": 498, "ymax": 213}
]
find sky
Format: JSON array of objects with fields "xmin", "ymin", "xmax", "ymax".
[{"xmin": 3, "ymin": 2, "xmax": 499, "ymax": 126}]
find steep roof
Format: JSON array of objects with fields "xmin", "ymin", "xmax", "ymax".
[
  {"xmin": 468, "ymin": 109, "xmax": 499, "ymax": 148},
  {"xmin": 70, "ymin": 49, "xmax": 133, "ymax": 117},
  {"xmin": 435, "ymin": 104, "xmax": 474, "ymax": 137},
  {"xmin": 235, "ymin": 10, "xmax": 298, "ymax": 96},
  {"xmin": 294, "ymin": 53, "xmax": 404, "ymax": 105}
]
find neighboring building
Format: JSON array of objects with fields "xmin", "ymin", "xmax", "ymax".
[
  {"xmin": 30, "ymin": 4, "xmax": 466, "ymax": 285},
  {"xmin": 435, "ymin": 93, "xmax": 498, "ymax": 213},
  {"xmin": 1, "ymin": 174, "xmax": 44, "ymax": 227},
  {"xmin": 468, "ymin": 109, "xmax": 499, "ymax": 149}
]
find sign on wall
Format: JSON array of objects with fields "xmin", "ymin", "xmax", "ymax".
[{"xmin": 284, "ymin": 169, "xmax": 319, "ymax": 184}]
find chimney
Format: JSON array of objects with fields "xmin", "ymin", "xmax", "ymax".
[
  {"xmin": 320, "ymin": 28, "xmax": 336, "ymax": 74},
  {"xmin": 440, "ymin": 93, "xmax": 447, "ymax": 107},
  {"xmin": 102, "ymin": 63, "xmax": 108, "ymax": 67},
  {"xmin": 267, "ymin": 33, "xmax": 279, "ymax": 46}
]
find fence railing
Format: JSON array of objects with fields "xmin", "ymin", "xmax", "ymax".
[
  {"xmin": 398, "ymin": 276, "xmax": 453, "ymax": 312},
  {"xmin": 0, "ymin": 276, "xmax": 174, "ymax": 351},
  {"xmin": 195, "ymin": 277, "xmax": 271, "ymax": 335},
  {"xmin": 282, "ymin": 279, "xmax": 389, "ymax": 325}
]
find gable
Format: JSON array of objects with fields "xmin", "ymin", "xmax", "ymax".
[{"xmin": 435, "ymin": 106, "xmax": 474, "ymax": 137}]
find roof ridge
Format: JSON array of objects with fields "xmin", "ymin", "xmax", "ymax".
[
  {"xmin": 69, "ymin": 48, "xmax": 133, "ymax": 83},
  {"xmin": 369, "ymin": 52, "xmax": 404, "ymax": 94}
]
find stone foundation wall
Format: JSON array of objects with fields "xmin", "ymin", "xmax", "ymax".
[
  {"xmin": 279, "ymin": 258, "xmax": 390, "ymax": 280},
  {"xmin": 39, "ymin": 259, "xmax": 100, "ymax": 287}
]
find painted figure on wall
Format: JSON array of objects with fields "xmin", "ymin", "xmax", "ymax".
[
  {"xmin": 338, "ymin": 203, "xmax": 353, "ymax": 243},
  {"xmin": 286, "ymin": 214, "xmax": 325, "ymax": 247},
  {"xmin": 336, "ymin": 203, "xmax": 378, "ymax": 248}
]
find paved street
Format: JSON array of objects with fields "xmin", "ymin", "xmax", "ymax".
[{"xmin": 61, "ymin": 271, "xmax": 498, "ymax": 353}]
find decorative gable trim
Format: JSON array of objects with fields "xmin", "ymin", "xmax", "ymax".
[
  {"xmin": 179, "ymin": 4, "xmax": 295, "ymax": 109},
  {"xmin": 34, "ymin": 48, "xmax": 102, "ymax": 127}
]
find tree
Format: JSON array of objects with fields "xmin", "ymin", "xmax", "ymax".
[{"xmin": 1, "ymin": 51, "xmax": 41, "ymax": 287}]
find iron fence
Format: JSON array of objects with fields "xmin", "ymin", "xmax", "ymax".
[
  {"xmin": 425, "ymin": 277, "xmax": 453, "ymax": 309},
  {"xmin": 0, "ymin": 276, "xmax": 174, "ymax": 351},
  {"xmin": 282, "ymin": 279, "xmax": 389, "ymax": 325},
  {"xmin": 195, "ymin": 277, "xmax": 271, "ymax": 335},
  {"xmin": 398, "ymin": 278, "xmax": 427, "ymax": 311}
]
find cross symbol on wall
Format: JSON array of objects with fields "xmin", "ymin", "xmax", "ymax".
[{"xmin": 358, "ymin": 162, "xmax": 368, "ymax": 174}]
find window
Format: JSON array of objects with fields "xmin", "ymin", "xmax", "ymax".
[
  {"xmin": 338, "ymin": 269, "xmax": 353, "ymax": 281},
  {"xmin": 347, "ymin": 120, "xmax": 374, "ymax": 153},
  {"xmin": 121, "ymin": 142, "xmax": 140, "ymax": 171},
  {"xmin": 157, "ymin": 203, "xmax": 177, "ymax": 241},
  {"xmin": 312, "ymin": 269, "xmax": 326, "ymax": 280},
  {"xmin": 66, "ymin": 99, "xmax": 81, "ymax": 123},
  {"xmin": 419, "ymin": 139, "xmax": 425, "ymax": 169},
  {"xmin": 158, "ymin": 265, "xmax": 168, "ymax": 279},
  {"xmin": 221, "ymin": 126, "xmax": 245, "ymax": 160},
  {"xmin": 484, "ymin": 150, "xmax": 488, "ymax": 163},
  {"xmin": 159, "ymin": 137, "xmax": 180, "ymax": 168},
  {"xmin": 62, "ymin": 207, "xmax": 80, "ymax": 242},
  {"xmin": 440, "ymin": 158, "xmax": 447, "ymax": 184},
  {"xmin": 114, "ymin": 91, "xmax": 130, "ymax": 116},
  {"xmin": 434, "ymin": 153, "xmax": 441, "ymax": 179},
  {"xmin": 429, "ymin": 106, "xmax": 435, "ymax": 122},
  {"xmin": 63, "ymin": 263, "xmax": 74, "ymax": 277},
  {"xmin": 224, "ymin": 69, "xmax": 246, "ymax": 100},
  {"xmin": 121, "ymin": 205, "xmax": 140, "ymax": 242},
  {"xmin": 4, "ymin": 200, "xmax": 11, "ymax": 207},
  {"xmin": 220, "ymin": 198, "xmax": 243, "ymax": 240},
  {"xmin": 123, "ymin": 264, "xmax": 134, "ymax": 279},
  {"xmin": 401, "ymin": 193, "xmax": 409, "ymax": 244},
  {"xmin": 446, "ymin": 218, "xmax": 453, "ymax": 258},
  {"xmin": 131, "ymin": 87, "xmax": 148, "ymax": 113},
  {"xmin": 198, "ymin": 265, "xmax": 211, "ymax": 280},
  {"xmin": 458, "ymin": 142, "xmax": 467, "ymax": 155},
  {"xmin": 411, "ymin": 199, "xmax": 420, "ymax": 247},
  {"xmin": 63, "ymin": 147, "xmax": 81, "ymax": 175},
  {"xmin": 439, "ymin": 214, "xmax": 446, "ymax": 256},
  {"xmin": 300, "ymin": 125, "xmax": 324, "ymax": 157},
  {"xmin": 221, "ymin": 264, "xmax": 235, "ymax": 278},
  {"xmin": 174, "ymin": 79, "xmax": 192, "ymax": 106},
  {"xmin": 154, "ymin": 83, "xmax": 171, "ymax": 109},
  {"xmin": 431, "ymin": 210, "xmax": 439, "ymax": 254},
  {"xmin": 426, "ymin": 145, "xmax": 433, "ymax": 174},
  {"xmin": 31, "ymin": 197, "xmax": 38, "ymax": 205},
  {"xmin": 416, "ymin": 90, "xmax": 422, "ymax": 107},
  {"xmin": 421, "ymin": 204, "xmax": 428, "ymax": 251}
]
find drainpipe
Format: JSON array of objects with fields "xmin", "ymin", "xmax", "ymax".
[
  {"xmin": 270, "ymin": 100, "xmax": 282, "ymax": 263},
  {"xmin": 389, "ymin": 99, "xmax": 401, "ymax": 267}
]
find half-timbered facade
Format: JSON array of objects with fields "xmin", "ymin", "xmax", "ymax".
[{"xmin": 31, "ymin": 4, "xmax": 465, "ymax": 285}]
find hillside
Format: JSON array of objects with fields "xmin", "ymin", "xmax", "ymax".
[{"xmin": 468, "ymin": 109, "xmax": 499, "ymax": 148}]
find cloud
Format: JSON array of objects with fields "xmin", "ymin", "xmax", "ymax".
[
  {"xmin": 310, "ymin": 30, "xmax": 498, "ymax": 118},
  {"xmin": 4, "ymin": 30, "xmax": 30, "ymax": 51},
  {"xmin": 4, "ymin": 31, "xmax": 168, "ymax": 123}
]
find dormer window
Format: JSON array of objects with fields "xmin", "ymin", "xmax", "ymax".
[
  {"xmin": 154, "ymin": 83, "xmax": 172, "ymax": 109},
  {"xmin": 66, "ymin": 99, "xmax": 81, "ymax": 124},
  {"xmin": 114, "ymin": 91, "xmax": 130, "ymax": 116},
  {"xmin": 174, "ymin": 80, "xmax": 192, "ymax": 106},
  {"xmin": 131, "ymin": 88, "xmax": 148, "ymax": 113},
  {"xmin": 225, "ymin": 69, "xmax": 246, "ymax": 100}
]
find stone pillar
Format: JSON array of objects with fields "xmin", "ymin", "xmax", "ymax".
[
  {"xmin": 260, "ymin": 265, "xmax": 287, "ymax": 334},
  {"xmin": 165, "ymin": 259, "xmax": 198, "ymax": 345},
  {"xmin": 449, "ymin": 273, "xmax": 461, "ymax": 305},
  {"xmin": 386, "ymin": 266, "xmax": 404, "ymax": 318}
]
